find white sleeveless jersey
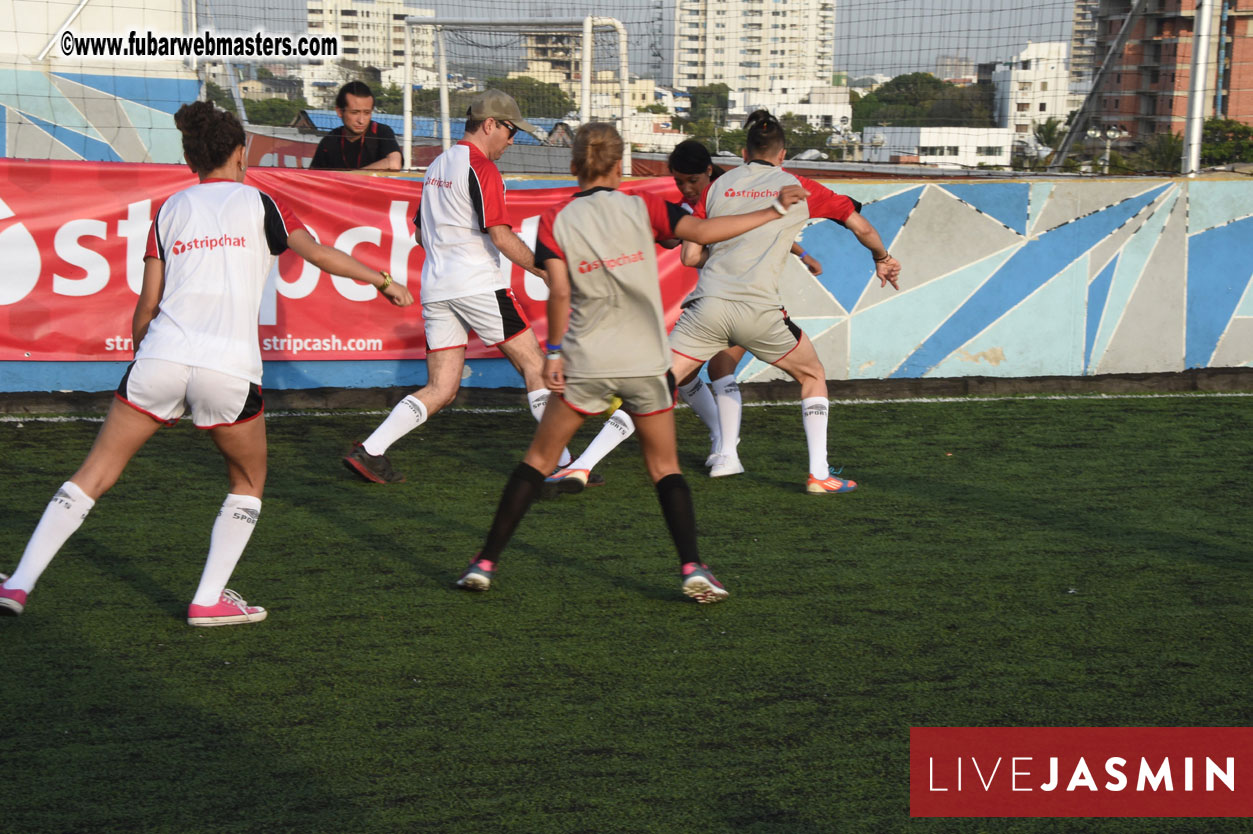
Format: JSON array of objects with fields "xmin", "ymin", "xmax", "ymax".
[
  {"xmin": 141, "ymin": 179, "xmax": 301, "ymax": 384},
  {"xmin": 414, "ymin": 141, "xmax": 512, "ymax": 303}
]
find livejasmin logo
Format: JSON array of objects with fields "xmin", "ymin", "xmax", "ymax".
[
  {"xmin": 910, "ymin": 727, "xmax": 1253, "ymax": 818},
  {"xmin": 928, "ymin": 753, "xmax": 1235, "ymax": 793}
]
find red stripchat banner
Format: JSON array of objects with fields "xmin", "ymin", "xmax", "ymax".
[
  {"xmin": 0, "ymin": 160, "xmax": 696, "ymax": 362},
  {"xmin": 911, "ymin": 727, "xmax": 1253, "ymax": 817}
]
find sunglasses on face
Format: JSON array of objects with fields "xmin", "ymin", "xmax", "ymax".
[{"xmin": 498, "ymin": 120, "xmax": 519, "ymax": 139}]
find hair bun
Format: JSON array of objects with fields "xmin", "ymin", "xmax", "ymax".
[{"xmin": 744, "ymin": 109, "xmax": 777, "ymax": 130}]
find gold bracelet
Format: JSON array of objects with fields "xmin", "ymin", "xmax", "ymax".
[{"xmin": 379, "ymin": 271, "xmax": 393, "ymax": 290}]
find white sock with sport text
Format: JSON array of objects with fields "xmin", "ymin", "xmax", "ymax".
[
  {"xmin": 362, "ymin": 396, "xmax": 426, "ymax": 456},
  {"xmin": 802, "ymin": 397, "xmax": 830, "ymax": 480},
  {"xmin": 569, "ymin": 409, "xmax": 635, "ymax": 471},
  {"xmin": 5, "ymin": 481, "xmax": 95, "ymax": 593},
  {"xmin": 677, "ymin": 377, "xmax": 721, "ymax": 455},
  {"xmin": 528, "ymin": 388, "xmax": 572, "ymax": 467},
  {"xmin": 711, "ymin": 375, "xmax": 743, "ymax": 458},
  {"xmin": 192, "ymin": 494, "xmax": 262, "ymax": 607}
]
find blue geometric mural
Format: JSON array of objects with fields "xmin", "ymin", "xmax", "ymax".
[
  {"xmin": 740, "ymin": 178, "xmax": 1253, "ymax": 385},
  {"xmin": 0, "ymin": 69, "xmax": 199, "ymax": 163}
]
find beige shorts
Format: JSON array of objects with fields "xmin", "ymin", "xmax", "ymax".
[
  {"xmin": 422, "ymin": 288, "xmax": 530, "ymax": 352},
  {"xmin": 116, "ymin": 359, "xmax": 263, "ymax": 428},
  {"xmin": 668, "ymin": 296, "xmax": 803, "ymax": 365},
  {"xmin": 561, "ymin": 372, "xmax": 676, "ymax": 417}
]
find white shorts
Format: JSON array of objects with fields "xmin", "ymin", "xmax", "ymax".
[
  {"xmin": 116, "ymin": 359, "xmax": 263, "ymax": 428},
  {"xmin": 669, "ymin": 297, "xmax": 803, "ymax": 365},
  {"xmin": 422, "ymin": 288, "xmax": 531, "ymax": 352}
]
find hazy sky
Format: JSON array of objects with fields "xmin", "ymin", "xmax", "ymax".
[{"xmin": 210, "ymin": 0, "xmax": 1074, "ymax": 80}]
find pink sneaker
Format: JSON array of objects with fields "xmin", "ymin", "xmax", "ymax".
[
  {"xmin": 187, "ymin": 589, "xmax": 267, "ymax": 627},
  {"xmin": 0, "ymin": 575, "xmax": 27, "ymax": 616}
]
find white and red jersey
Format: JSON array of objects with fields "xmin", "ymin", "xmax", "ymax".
[
  {"xmin": 691, "ymin": 162, "xmax": 859, "ymax": 307},
  {"xmin": 536, "ymin": 187, "xmax": 688, "ymax": 379},
  {"xmin": 141, "ymin": 179, "xmax": 301, "ymax": 384},
  {"xmin": 414, "ymin": 141, "xmax": 511, "ymax": 304}
]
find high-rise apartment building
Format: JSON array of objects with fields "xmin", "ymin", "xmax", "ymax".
[
  {"xmin": 1092, "ymin": 0, "xmax": 1253, "ymax": 142},
  {"xmin": 665, "ymin": 0, "xmax": 835, "ymax": 95},
  {"xmin": 1071, "ymin": 0, "xmax": 1100, "ymax": 86},
  {"xmin": 990, "ymin": 42, "xmax": 1074, "ymax": 147},
  {"xmin": 306, "ymin": 0, "xmax": 434, "ymax": 74}
]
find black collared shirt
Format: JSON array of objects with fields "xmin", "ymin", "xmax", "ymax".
[{"xmin": 309, "ymin": 122, "xmax": 401, "ymax": 170}]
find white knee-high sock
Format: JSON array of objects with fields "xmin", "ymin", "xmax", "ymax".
[
  {"xmin": 711, "ymin": 375, "xmax": 742, "ymax": 458},
  {"xmin": 569, "ymin": 410, "xmax": 635, "ymax": 471},
  {"xmin": 192, "ymin": 494, "xmax": 262, "ymax": 607},
  {"xmin": 5, "ymin": 481, "xmax": 95, "ymax": 592},
  {"xmin": 677, "ymin": 377, "xmax": 721, "ymax": 455},
  {"xmin": 801, "ymin": 397, "xmax": 830, "ymax": 479},
  {"xmin": 527, "ymin": 388, "xmax": 572, "ymax": 467},
  {"xmin": 363, "ymin": 396, "xmax": 427, "ymax": 456}
]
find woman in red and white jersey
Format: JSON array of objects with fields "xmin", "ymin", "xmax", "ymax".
[
  {"xmin": 0, "ymin": 101, "xmax": 412, "ymax": 626},
  {"xmin": 453, "ymin": 123, "xmax": 806, "ymax": 603}
]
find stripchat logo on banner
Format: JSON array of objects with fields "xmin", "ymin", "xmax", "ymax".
[{"xmin": 910, "ymin": 727, "xmax": 1253, "ymax": 817}]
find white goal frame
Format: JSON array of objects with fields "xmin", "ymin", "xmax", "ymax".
[{"xmin": 401, "ymin": 16, "xmax": 630, "ymax": 174}]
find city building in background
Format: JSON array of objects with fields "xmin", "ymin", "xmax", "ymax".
[
  {"xmin": 988, "ymin": 42, "xmax": 1077, "ymax": 150},
  {"xmin": 861, "ymin": 125, "xmax": 1013, "ymax": 168},
  {"xmin": 1092, "ymin": 0, "xmax": 1253, "ymax": 142},
  {"xmin": 1071, "ymin": 0, "xmax": 1100, "ymax": 87},
  {"xmin": 303, "ymin": 0, "xmax": 435, "ymax": 108},
  {"xmin": 664, "ymin": 0, "xmax": 835, "ymax": 95}
]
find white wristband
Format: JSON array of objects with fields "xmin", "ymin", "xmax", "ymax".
[{"xmin": 771, "ymin": 198, "xmax": 788, "ymax": 216}]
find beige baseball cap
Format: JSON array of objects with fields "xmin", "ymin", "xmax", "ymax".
[{"xmin": 466, "ymin": 89, "xmax": 539, "ymax": 137}]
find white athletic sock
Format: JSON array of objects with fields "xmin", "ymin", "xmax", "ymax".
[
  {"xmin": 801, "ymin": 397, "xmax": 830, "ymax": 479},
  {"xmin": 711, "ymin": 375, "xmax": 743, "ymax": 458},
  {"xmin": 192, "ymin": 494, "xmax": 262, "ymax": 607},
  {"xmin": 362, "ymin": 396, "xmax": 427, "ymax": 456},
  {"xmin": 527, "ymin": 388, "xmax": 572, "ymax": 467},
  {"xmin": 677, "ymin": 377, "xmax": 721, "ymax": 455},
  {"xmin": 569, "ymin": 409, "xmax": 635, "ymax": 471},
  {"xmin": 6, "ymin": 481, "xmax": 96, "ymax": 592}
]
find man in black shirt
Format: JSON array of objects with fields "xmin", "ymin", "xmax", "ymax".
[{"xmin": 309, "ymin": 81, "xmax": 402, "ymax": 170}]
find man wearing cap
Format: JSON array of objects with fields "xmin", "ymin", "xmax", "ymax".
[{"xmin": 343, "ymin": 89, "xmax": 575, "ymax": 484}]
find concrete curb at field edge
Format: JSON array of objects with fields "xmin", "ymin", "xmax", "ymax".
[{"xmin": 1, "ymin": 369, "xmax": 1250, "ymax": 415}]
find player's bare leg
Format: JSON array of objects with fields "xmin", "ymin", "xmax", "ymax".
[
  {"xmin": 771, "ymin": 333, "xmax": 855, "ymax": 494},
  {"xmin": 1, "ymin": 400, "xmax": 160, "ymax": 613},
  {"xmin": 346, "ymin": 347, "xmax": 465, "ymax": 483},
  {"xmin": 499, "ymin": 333, "xmax": 573, "ymax": 467},
  {"xmin": 189, "ymin": 416, "xmax": 269, "ymax": 626}
]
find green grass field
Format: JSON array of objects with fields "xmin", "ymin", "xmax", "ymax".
[{"xmin": 2, "ymin": 393, "xmax": 1251, "ymax": 833}]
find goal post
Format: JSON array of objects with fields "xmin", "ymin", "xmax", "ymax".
[{"xmin": 400, "ymin": 16, "xmax": 630, "ymax": 174}]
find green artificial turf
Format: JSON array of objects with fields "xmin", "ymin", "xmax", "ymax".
[{"xmin": 1, "ymin": 394, "xmax": 1250, "ymax": 833}]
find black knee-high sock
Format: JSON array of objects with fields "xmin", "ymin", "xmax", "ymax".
[
  {"xmin": 479, "ymin": 462, "xmax": 546, "ymax": 562},
  {"xmin": 655, "ymin": 473, "xmax": 700, "ymax": 566}
]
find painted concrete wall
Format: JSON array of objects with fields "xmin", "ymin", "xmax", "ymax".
[
  {"xmin": 0, "ymin": 67, "xmax": 198, "ymax": 163},
  {"xmin": 3, "ymin": 177, "xmax": 1251, "ymax": 393}
]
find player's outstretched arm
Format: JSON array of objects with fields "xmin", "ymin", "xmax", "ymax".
[
  {"xmin": 489, "ymin": 224, "xmax": 547, "ymax": 282},
  {"xmin": 287, "ymin": 228, "xmax": 414, "ymax": 306},
  {"xmin": 542, "ymin": 257, "xmax": 571, "ymax": 393},
  {"xmin": 843, "ymin": 213, "xmax": 901, "ymax": 291},
  {"xmin": 672, "ymin": 184, "xmax": 807, "ymax": 246}
]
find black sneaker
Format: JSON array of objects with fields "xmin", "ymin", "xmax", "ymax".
[{"xmin": 343, "ymin": 443, "xmax": 405, "ymax": 484}]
